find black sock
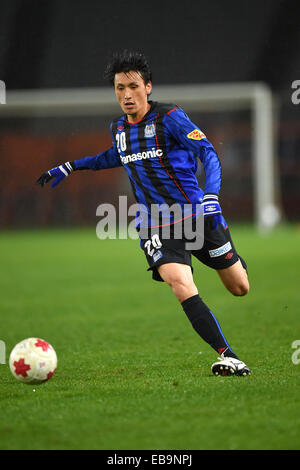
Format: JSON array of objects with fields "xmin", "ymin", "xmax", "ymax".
[{"xmin": 181, "ymin": 294, "xmax": 239, "ymax": 359}]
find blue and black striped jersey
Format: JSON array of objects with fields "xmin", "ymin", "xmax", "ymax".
[{"xmin": 74, "ymin": 101, "xmax": 222, "ymax": 228}]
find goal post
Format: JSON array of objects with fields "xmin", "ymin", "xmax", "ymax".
[{"xmin": 1, "ymin": 82, "xmax": 281, "ymax": 231}]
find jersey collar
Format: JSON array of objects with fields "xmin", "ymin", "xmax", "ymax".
[{"xmin": 125, "ymin": 101, "xmax": 157, "ymax": 125}]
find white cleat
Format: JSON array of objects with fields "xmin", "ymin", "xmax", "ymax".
[{"xmin": 211, "ymin": 356, "xmax": 251, "ymax": 377}]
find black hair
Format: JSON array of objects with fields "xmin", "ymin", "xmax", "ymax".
[{"xmin": 104, "ymin": 50, "xmax": 152, "ymax": 86}]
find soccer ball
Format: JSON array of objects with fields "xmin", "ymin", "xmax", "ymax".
[{"xmin": 9, "ymin": 338, "xmax": 57, "ymax": 384}]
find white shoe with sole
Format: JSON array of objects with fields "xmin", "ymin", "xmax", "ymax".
[{"xmin": 211, "ymin": 356, "xmax": 251, "ymax": 376}]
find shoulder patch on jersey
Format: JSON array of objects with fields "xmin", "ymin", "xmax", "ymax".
[{"xmin": 187, "ymin": 129, "xmax": 206, "ymax": 141}]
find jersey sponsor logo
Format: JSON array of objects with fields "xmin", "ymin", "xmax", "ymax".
[
  {"xmin": 144, "ymin": 122, "xmax": 156, "ymax": 138},
  {"xmin": 209, "ymin": 241, "xmax": 232, "ymax": 258},
  {"xmin": 187, "ymin": 129, "xmax": 206, "ymax": 141},
  {"xmin": 120, "ymin": 148, "xmax": 163, "ymax": 164}
]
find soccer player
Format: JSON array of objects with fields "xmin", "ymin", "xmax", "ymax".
[{"xmin": 36, "ymin": 50, "xmax": 251, "ymax": 376}]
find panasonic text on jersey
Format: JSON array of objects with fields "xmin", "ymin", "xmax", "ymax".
[{"xmin": 120, "ymin": 148, "xmax": 163, "ymax": 164}]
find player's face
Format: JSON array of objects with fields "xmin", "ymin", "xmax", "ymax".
[{"xmin": 114, "ymin": 71, "xmax": 152, "ymax": 123}]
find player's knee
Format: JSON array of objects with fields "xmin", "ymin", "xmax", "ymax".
[
  {"xmin": 158, "ymin": 264, "xmax": 197, "ymax": 302},
  {"xmin": 162, "ymin": 273, "xmax": 195, "ymax": 301},
  {"xmin": 171, "ymin": 278, "xmax": 198, "ymax": 303},
  {"xmin": 230, "ymin": 280, "xmax": 250, "ymax": 297}
]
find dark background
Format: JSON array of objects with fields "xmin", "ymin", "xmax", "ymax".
[{"xmin": 0, "ymin": 0, "xmax": 299, "ymax": 227}]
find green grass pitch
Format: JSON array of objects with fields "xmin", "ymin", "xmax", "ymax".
[{"xmin": 0, "ymin": 224, "xmax": 299, "ymax": 450}]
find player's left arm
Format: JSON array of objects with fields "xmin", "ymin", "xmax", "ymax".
[{"xmin": 164, "ymin": 108, "xmax": 222, "ymax": 216}]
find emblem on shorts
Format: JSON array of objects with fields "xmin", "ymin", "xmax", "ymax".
[
  {"xmin": 209, "ymin": 242, "xmax": 232, "ymax": 258},
  {"xmin": 153, "ymin": 250, "xmax": 163, "ymax": 262},
  {"xmin": 144, "ymin": 122, "xmax": 156, "ymax": 138}
]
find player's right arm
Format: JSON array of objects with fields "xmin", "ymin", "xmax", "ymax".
[{"xmin": 36, "ymin": 123, "xmax": 121, "ymax": 188}]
